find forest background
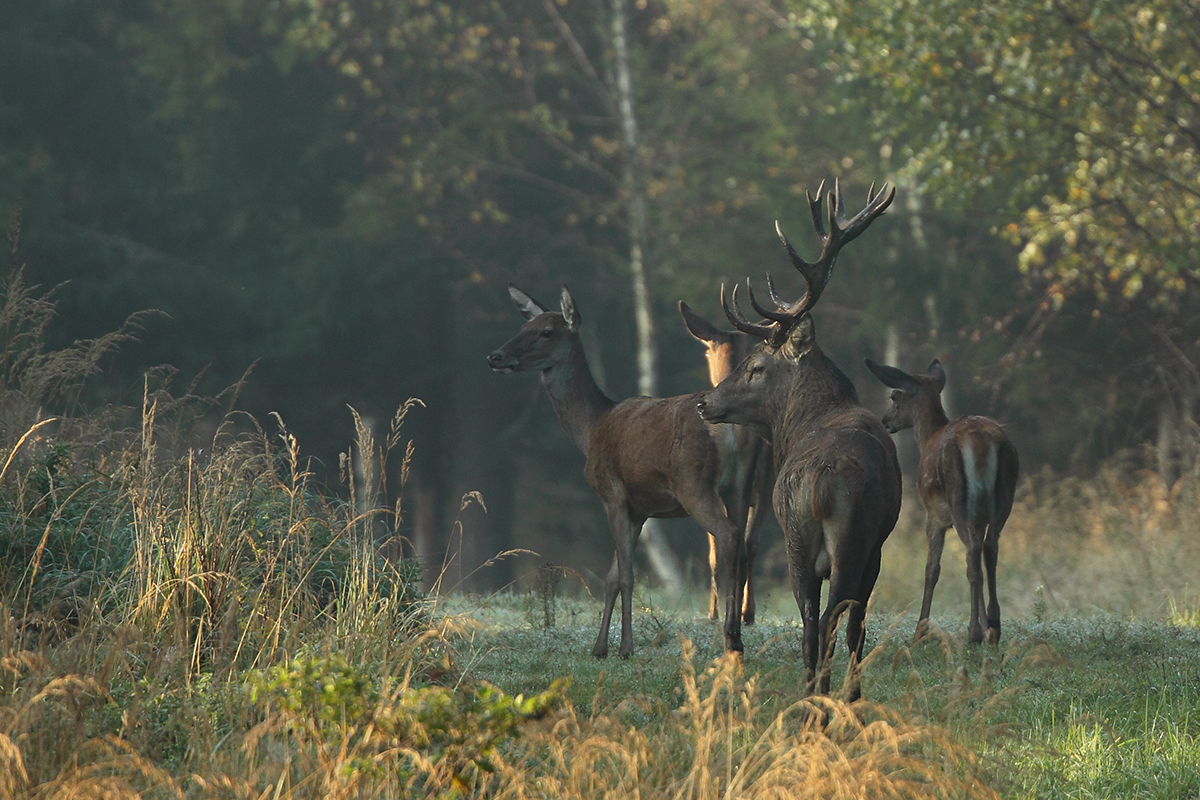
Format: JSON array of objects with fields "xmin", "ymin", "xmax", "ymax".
[{"xmin": 4, "ymin": 0, "xmax": 1198, "ymax": 595}]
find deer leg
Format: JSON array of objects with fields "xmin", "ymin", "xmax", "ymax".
[
  {"xmin": 593, "ymin": 510, "xmax": 642, "ymax": 659},
  {"xmin": 983, "ymin": 525, "xmax": 1001, "ymax": 644},
  {"xmin": 964, "ymin": 541, "xmax": 986, "ymax": 645},
  {"xmin": 983, "ymin": 487, "xmax": 1012, "ymax": 645},
  {"xmin": 688, "ymin": 494, "xmax": 745, "ymax": 654},
  {"xmin": 798, "ymin": 576, "xmax": 821, "ymax": 695},
  {"xmin": 707, "ymin": 533, "xmax": 720, "ymax": 621},
  {"xmin": 916, "ymin": 518, "xmax": 948, "ymax": 643},
  {"xmin": 712, "ymin": 523, "xmax": 746, "ymax": 653},
  {"xmin": 592, "ymin": 553, "xmax": 620, "ymax": 659},
  {"xmin": 821, "ymin": 553, "xmax": 867, "ymax": 698},
  {"xmin": 741, "ymin": 499, "xmax": 764, "ymax": 625},
  {"xmin": 785, "ymin": 532, "xmax": 821, "ymax": 693},
  {"xmin": 845, "ymin": 548, "xmax": 880, "ymax": 660}
]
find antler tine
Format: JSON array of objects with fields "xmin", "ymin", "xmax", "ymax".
[
  {"xmin": 721, "ymin": 283, "xmax": 778, "ymax": 342},
  {"xmin": 765, "ymin": 272, "xmax": 786, "ymax": 308},
  {"xmin": 836, "ymin": 181, "xmax": 896, "ymax": 247},
  {"xmin": 775, "ymin": 220, "xmax": 826, "ymax": 317},
  {"xmin": 747, "ymin": 276, "xmax": 795, "ymax": 324},
  {"xmin": 806, "ymin": 179, "xmax": 827, "ymax": 241},
  {"xmin": 830, "ymin": 177, "xmax": 845, "ymax": 233}
]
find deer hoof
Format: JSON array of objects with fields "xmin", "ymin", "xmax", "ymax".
[{"xmin": 985, "ymin": 627, "xmax": 1000, "ymax": 646}]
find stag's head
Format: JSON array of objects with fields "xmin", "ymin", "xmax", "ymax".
[
  {"xmin": 697, "ymin": 180, "xmax": 894, "ymax": 426},
  {"xmin": 487, "ymin": 283, "xmax": 581, "ymax": 373},
  {"xmin": 864, "ymin": 358, "xmax": 947, "ymax": 434}
]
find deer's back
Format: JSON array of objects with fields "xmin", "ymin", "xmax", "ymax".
[{"xmin": 583, "ymin": 394, "xmax": 722, "ymax": 518}]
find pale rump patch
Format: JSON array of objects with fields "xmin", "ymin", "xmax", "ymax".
[{"xmin": 962, "ymin": 438, "xmax": 999, "ymax": 527}]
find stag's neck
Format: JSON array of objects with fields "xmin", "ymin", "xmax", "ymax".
[
  {"xmin": 913, "ymin": 400, "xmax": 950, "ymax": 448},
  {"xmin": 773, "ymin": 349, "xmax": 862, "ymax": 452},
  {"xmin": 541, "ymin": 341, "xmax": 616, "ymax": 454}
]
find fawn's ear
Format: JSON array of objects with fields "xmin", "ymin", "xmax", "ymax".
[
  {"xmin": 864, "ymin": 358, "xmax": 919, "ymax": 393},
  {"xmin": 926, "ymin": 359, "xmax": 947, "ymax": 392},
  {"xmin": 560, "ymin": 284, "xmax": 581, "ymax": 332},
  {"xmin": 679, "ymin": 300, "xmax": 730, "ymax": 346},
  {"xmin": 508, "ymin": 283, "xmax": 549, "ymax": 320}
]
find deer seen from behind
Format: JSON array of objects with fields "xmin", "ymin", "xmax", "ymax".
[
  {"xmin": 696, "ymin": 180, "xmax": 901, "ymax": 700},
  {"xmin": 487, "ymin": 284, "xmax": 746, "ymax": 659},
  {"xmin": 864, "ymin": 358, "xmax": 1019, "ymax": 645},
  {"xmin": 679, "ymin": 301, "xmax": 774, "ymax": 625}
]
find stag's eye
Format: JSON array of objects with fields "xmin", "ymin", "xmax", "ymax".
[
  {"xmin": 748, "ymin": 364, "xmax": 765, "ymax": 378},
  {"xmin": 540, "ymin": 329, "xmax": 554, "ymax": 338}
]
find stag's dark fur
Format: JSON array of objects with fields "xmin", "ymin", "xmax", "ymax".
[{"xmin": 697, "ymin": 180, "xmax": 901, "ymax": 700}]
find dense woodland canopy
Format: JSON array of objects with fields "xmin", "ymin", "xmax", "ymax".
[{"xmin": 3, "ymin": 0, "xmax": 1198, "ymax": 592}]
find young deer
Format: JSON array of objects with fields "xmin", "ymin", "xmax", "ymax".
[
  {"xmin": 488, "ymin": 284, "xmax": 746, "ymax": 659},
  {"xmin": 864, "ymin": 358, "xmax": 1019, "ymax": 645},
  {"xmin": 678, "ymin": 301, "xmax": 773, "ymax": 625},
  {"xmin": 696, "ymin": 181, "xmax": 901, "ymax": 700}
]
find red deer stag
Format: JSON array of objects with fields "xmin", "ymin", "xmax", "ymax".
[
  {"xmin": 678, "ymin": 301, "xmax": 774, "ymax": 625},
  {"xmin": 696, "ymin": 180, "xmax": 901, "ymax": 699},
  {"xmin": 488, "ymin": 284, "xmax": 746, "ymax": 659},
  {"xmin": 863, "ymin": 358, "xmax": 1019, "ymax": 645}
]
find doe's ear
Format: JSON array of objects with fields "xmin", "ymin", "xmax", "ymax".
[
  {"xmin": 508, "ymin": 283, "xmax": 549, "ymax": 320},
  {"xmin": 864, "ymin": 358, "xmax": 919, "ymax": 392},
  {"xmin": 560, "ymin": 284, "xmax": 581, "ymax": 332},
  {"xmin": 679, "ymin": 300, "xmax": 729, "ymax": 345},
  {"xmin": 926, "ymin": 359, "xmax": 947, "ymax": 392}
]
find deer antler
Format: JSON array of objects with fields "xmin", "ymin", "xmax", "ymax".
[
  {"xmin": 771, "ymin": 179, "xmax": 895, "ymax": 322},
  {"xmin": 721, "ymin": 283, "xmax": 779, "ymax": 343},
  {"xmin": 720, "ymin": 179, "xmax": 894, "ymax": 347}
]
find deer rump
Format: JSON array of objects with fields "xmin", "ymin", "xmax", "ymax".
[
  {"xmin": 920, "ymin": 416, "xmax": 1016, "ymax": 531},
  {"xmin": 772, "ymin": 420, "xmax": 900, "ymax": 586}
]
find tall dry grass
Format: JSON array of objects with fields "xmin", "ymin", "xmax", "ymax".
[{"xmin": 494, "ymin": 642, "xmax": 999, "ymax": 799}]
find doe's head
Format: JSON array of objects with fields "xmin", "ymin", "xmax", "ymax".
[
  {"xmin": 487, "ymin": 283, "xmax": 580, "ymax": 373},
  {"xmin": 863, "ymin": 358, "xmax": 946, "ymax": 434}
]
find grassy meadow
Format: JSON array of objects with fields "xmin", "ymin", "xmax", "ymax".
[{"xmin": 1, "ymin": 258, "xmax": 1199, "ymax": 799}]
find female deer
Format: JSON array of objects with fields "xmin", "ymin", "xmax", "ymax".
[{"xmin": 864, "ymin": 358, "xmax": 1019, "ymax": 645}]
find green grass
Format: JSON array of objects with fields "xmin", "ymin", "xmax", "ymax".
[{"xmin": 451, "ymin": 591, "xmax": 1200, "ymax": 799}]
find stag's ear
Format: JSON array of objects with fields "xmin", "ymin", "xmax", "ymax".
[
  {"xmin": 926, "ymin": 359, "xmax": 947, "ymax": 392},
  {"xmin": 864, "ymin": 358, "xmax": 919, "ymax": 392},
  {"xmin": 560, "ymin": 284, "xmax": 581, "ymax": 332},
  {"xmin": 679, "ymin": 300, "xmax": 729, "ymax": 345},
  {"xmin": 509, "ymin": 283, "xmax": 549, "ymax": 320},
  {"xmin": 779, "ymin": 315, "xmax": 816, "ymax": 362}
]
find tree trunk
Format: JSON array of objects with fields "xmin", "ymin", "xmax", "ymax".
[{"xmin": 610, "ymin": 0, "xmax": 682, "ymax": 592}]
